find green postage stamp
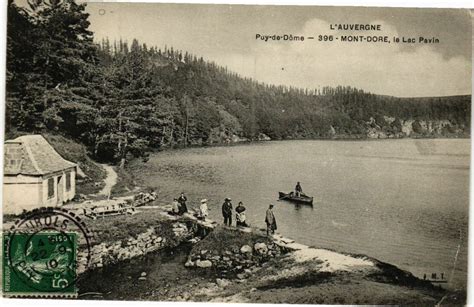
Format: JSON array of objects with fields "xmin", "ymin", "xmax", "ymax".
[{"xmin": 3, "ymin": 231, "xmax": 78, "ymax": 297}]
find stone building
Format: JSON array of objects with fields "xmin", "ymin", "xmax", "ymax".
[{"xmin": 3, "ymin": 135, "xmax": 77, "ymax": 215}]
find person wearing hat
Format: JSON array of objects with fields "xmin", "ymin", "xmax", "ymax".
[
  {"xmin": 178, "ymin": 192, "xmax": 188, "ymax": 215},
  {"xmin": 199, "ymin": 199, "xmax": 209, "ymax": 220},
  {"xmin": 235, "ymin": 201, "xmax": 248, "ymax": 227},
  {"xmin": 265, "ymin": 204, "xmax": 277, "ymax": 236},
  {"xmin": 222, "ymin": 197, "xmax": 233, "ymax": 226}
]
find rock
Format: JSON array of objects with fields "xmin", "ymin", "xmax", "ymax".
[
  {"xmin": 236, "ymin": 273, "xmax": 246, "ymax": 280},
  {"xmin": 138, "ymin": 276, "xmax": 147, "ymax": 281},
  {"xmin": 189, "ymin": 237, "xmax": 200, "ymax": 244},
  {"xmin": 196, "ymin": 260, "xmax": 212, "ymax": 268},
  {"xmin": 240, "ymin": 245, "xmax": 252, "ymax": 254},
  {"xmin": 200, "ymin": 250, "xmax": 208, "ymax": 255},
  {"xmin": 140, "ymin": 272, "xmax": 147, "ymax": 277},
  {"xmin": 254, "ymin": 242, "xmax": 268, "ymax": 255},
  {"xmin": 216, "ymin": 278, "xmax": 231, "ymax": 288},
  {"xmin": 185, "ymin": 260, "xmax": 195, "ymax": 267}
]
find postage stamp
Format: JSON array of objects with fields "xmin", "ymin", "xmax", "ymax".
[
  {"xmin": 3, "ymin": 207, "xmax": 93, "ymax": 298},
  {"xmin": 3, "ymin": 231, "xmax": 77, "ymax": 296}
]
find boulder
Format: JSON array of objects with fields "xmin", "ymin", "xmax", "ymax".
[
  {"xmin": 185, "ymin": 260, "xmax": 195, "ymax": 267},
  {"xmin": 216, "ymin": 278, "xmax": 231, "ymax": 288},
  {"xmin": 140, "ymin": 272, "xmax": 147, "ymax": 277},
  {"xmin": 236, "ymin": 273, "xmax": 246, "ymax": 280},
  {"xmin": 254, "ymin": 243, "xmax": 268, "ymax": 255},
  {"xmin": 240, "ymin": 245, "xmax": 252, "ymax": 254},
  {"xmin": 196, "ymin": 260, "xmax": 212, "ymax": 268}
]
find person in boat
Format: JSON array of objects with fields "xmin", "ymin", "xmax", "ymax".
[
  {"xmin": 222, "ymin": 197, "xmax": 233, "ymax": 226},
  {"xmin": 265, "ymin": 204, "xmax": 277, "ymax": 236},
  {"xmin": 199, "ymin": 199, "xmax": 209, "ymax": 220},
  {"xmin": 177, "ymin": 192, "xmax": 188, "ymax": 215},
  {"xmin": 295, "ymin": 182, "xmax": 303, "ymax": 197},
  {"xmin": 235, "ymin": 201, "xmax": 248, "ymax": 227}
]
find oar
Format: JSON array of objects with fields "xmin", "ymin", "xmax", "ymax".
[{"xmin": 278, "ymin": 193, "xmax": 292, "ymax": 201}]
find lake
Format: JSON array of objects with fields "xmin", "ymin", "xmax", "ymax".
[{"xmin": 135, "ymin": 139, "xmax": 469, "ymax": 290}]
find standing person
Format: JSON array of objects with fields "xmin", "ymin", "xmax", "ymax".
[
  {"xmin": 265, "ymin": 204, "xmax": 277, "ymax": 236},
  {"xmin": 222, "ymin": 197, "xmax": 233, "ymax": 226},
  {"xmin": 177, "ymin": 192, "xmax": 188, "ymax": 215},
  {"xmin": 235, "ymin": 201, "xmax": 248, "ymax": 227},
  {"xmin": 295, "ymin": 182, "xmax": 303, "ymax": 197},
  {"xmin": 199, "ymin": 199, "xmax": 209, "ymax": 220}
]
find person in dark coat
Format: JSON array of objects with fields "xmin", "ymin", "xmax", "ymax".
[
  {"xmin": 222, "ymin": 197, "xmax": 233, "ymax": 226},
  {"xmin": 265, "ymin": 204, "xmax": 277, "ymax": 236},
  {"xmin": 235, "ymin": 201, "xmax": 248, "ymax": 227},
  {"xmin": 177, "ymin": 192, "xmax": 188, "ymax": 215},
  {"xmin": 295, "ymin": 182, "xmax": 303, "ymax": 197}
]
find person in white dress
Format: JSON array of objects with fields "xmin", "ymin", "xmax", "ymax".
[{"xmin": 199, "ymin": 199, "xmax": 209, "ymax": 220}]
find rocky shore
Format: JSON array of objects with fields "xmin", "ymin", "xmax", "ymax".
[{"xmin": 67, "ymin": 203, "xmax": 466, "ymax": 305}]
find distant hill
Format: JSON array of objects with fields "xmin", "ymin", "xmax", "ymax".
[
  {"xmin": 5, "ymin": 1, "xmax": 470, "ymax": 166},
  {"xmin": 97, "ymin": 40, "xmax": 471, "ymax": 144}
]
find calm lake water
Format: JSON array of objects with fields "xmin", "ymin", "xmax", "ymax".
[{"xmin": 138, "ymin": 139, "xmax": 470, "ymax": 290}]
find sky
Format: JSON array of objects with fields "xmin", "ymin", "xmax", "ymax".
[{"xmin": 81, "ymin": 2, "xmax": 472, "ymax": 97}]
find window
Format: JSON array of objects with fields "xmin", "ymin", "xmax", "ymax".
[
  {"xmin": 66, "ymin": 172, "xmax": 71, "ymax": 191},
  {"xmin": 47, "ymin": 178, "xmax": 54, "ymax": 198}
]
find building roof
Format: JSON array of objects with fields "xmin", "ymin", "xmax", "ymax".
[{"xmin": 4, "ymin": 135, "xmax": 76, "ymax": 176}]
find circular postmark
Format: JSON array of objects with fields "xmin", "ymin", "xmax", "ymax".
[{"xmin": 4, "ymin": 207, "xmax": 93, "ymax": 295}]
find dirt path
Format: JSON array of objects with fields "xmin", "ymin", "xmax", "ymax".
[{"xmin": 97, "ymin": 164, "xmax": 118, "ymax": 197}]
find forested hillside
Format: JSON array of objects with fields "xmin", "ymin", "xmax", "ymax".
[{"xmin": 5, "ymin": 0, "xmax": 471, "ymax": 166}]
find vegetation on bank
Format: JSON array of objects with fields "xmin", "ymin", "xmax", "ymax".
[{"xmin": 6, "ymin": 0, "xmax": 471, "ymax": 169}]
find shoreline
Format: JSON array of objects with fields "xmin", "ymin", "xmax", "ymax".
[
  {"xmin": 150, "ymin": 135, "xmax": 470, "ymax": 154},
  {"xmin": 112, "ymin": 138, "xmax": 468, "ymax": 294},
  {"xmin": 65, "ymin": 202, "xmax": 464, "ymax": 304}
]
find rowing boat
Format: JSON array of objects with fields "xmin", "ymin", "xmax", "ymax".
[{"xmin": 278, "ymin": 192, "xmax": 313, "ymax": 205}]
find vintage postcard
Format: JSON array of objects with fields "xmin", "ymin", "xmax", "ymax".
[{"xmin": 1, "ymin": 0, "xmax": 471, "ymax": 305}]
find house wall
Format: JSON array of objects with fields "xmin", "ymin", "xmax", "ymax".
[
  {"xmin": 3, "ymin": 167, "xmax": 76, "ymax": 215},
  {"xmin": 42, "ymin": 167, "xmax": 76, "ymax": 207},
  {"xmin": 3, "ymin": 175, "xmax": 43, "ymax": 215}
]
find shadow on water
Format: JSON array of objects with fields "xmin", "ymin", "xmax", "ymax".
[{"xmin": 77, "ymin": 243, "xmax": 217, "ymax": 300}]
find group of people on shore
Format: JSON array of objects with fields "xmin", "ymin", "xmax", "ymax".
[
  {"xmin": 170, "ymin": 192, "xmax": 189, "ymax": 215},
  {"xmin": 169, "ymin": 192, "xmax": 278, "ymax": 236}
]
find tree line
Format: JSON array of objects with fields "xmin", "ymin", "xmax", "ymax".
[{"xmin": 6, "ymin": 0, "xmax": 471, "ymax": 167}]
